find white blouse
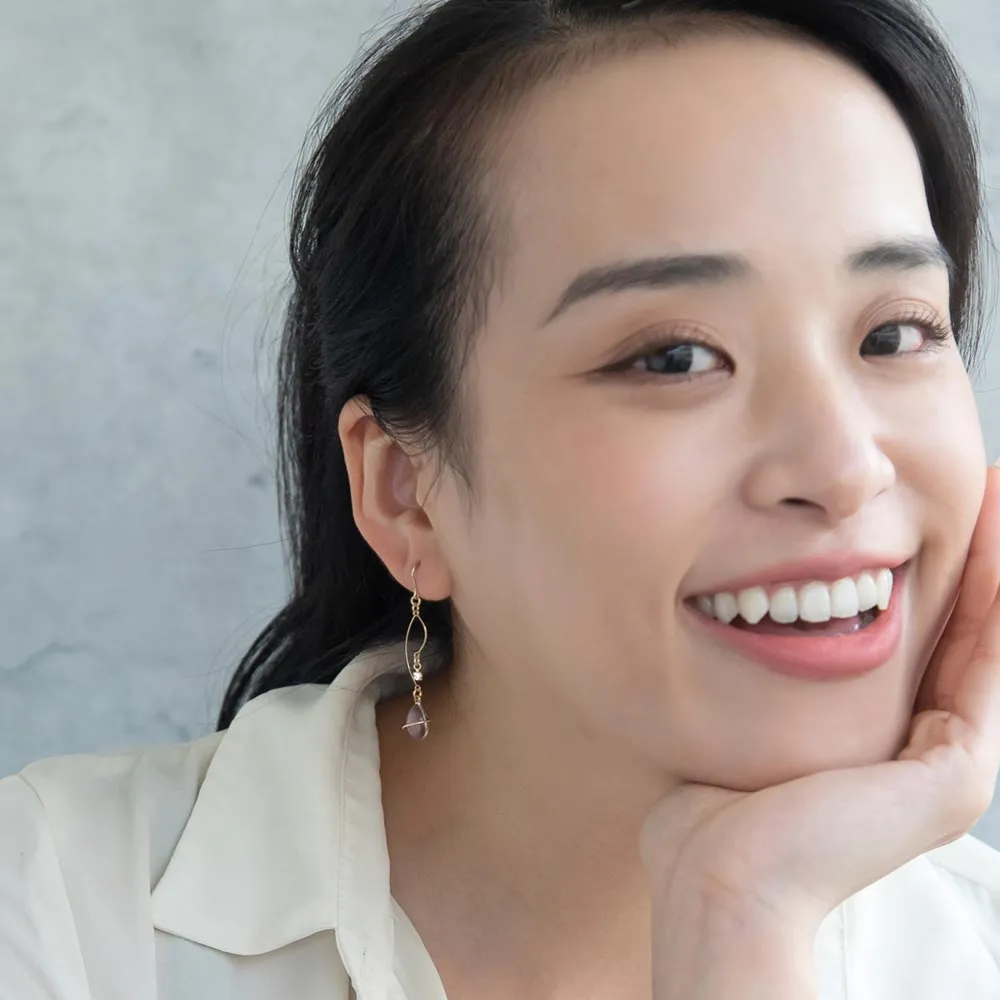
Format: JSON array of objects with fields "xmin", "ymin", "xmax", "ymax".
[{"xmin": 2, "ymin": 642, "xmax": 1000, "ymax": 999}]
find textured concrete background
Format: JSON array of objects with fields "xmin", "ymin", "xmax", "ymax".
[{"xmin": 3, "ymin": 1, "xmax": 1000, "ymax": 840}]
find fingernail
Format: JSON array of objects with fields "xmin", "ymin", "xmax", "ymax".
[{"xmin": 994, "ymin": 456, "xmax": 1000, "ymax": 468}]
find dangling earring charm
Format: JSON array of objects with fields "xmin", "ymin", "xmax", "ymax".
[{"xmin": 402, "ymin": 564, "xmax": 430, "ymax": 740}]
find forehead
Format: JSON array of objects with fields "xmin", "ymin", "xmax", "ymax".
[{"xmin": 485, "ymin": 31, "xmax": 933, "ymax": 313}]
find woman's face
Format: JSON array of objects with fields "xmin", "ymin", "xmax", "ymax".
[{"xmin": 426, "ymin": 30, "xmax": 987, "ymax": 790}]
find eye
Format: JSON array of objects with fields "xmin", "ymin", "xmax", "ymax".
[
  {"xmin": 617, "ymin": 339, "xmax": 728, "ymax": 379},
  {"xmin": 861, "ymin": 317, "xmax": 952, "ymax": 357}
]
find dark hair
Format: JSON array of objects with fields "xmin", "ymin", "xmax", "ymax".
[{"xmin": 217, "ymin": 0, "xmax": 991, "ymax": 729}]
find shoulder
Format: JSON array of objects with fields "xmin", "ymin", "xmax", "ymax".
[
  {"xmin": 15, "ymin": 730, "xmax": 226, "ymax": 877},
  {"xmin": 924, "ymin": 832, "xmax": 1000, "ymax": 946},
  {"xmin": 841, "ymin": 832, "xmax": 1000, "ymax": 995},
  {"xmin": 0, "ymin": 732, "xmax": 225, "ymax": 997},
  {"xmin": 926, "ymin": 830, "xmax": 1000, "ymax": 892},
  {"xmin": 0, "ymin": 650, "xmax": 427, "ymax": 998}
]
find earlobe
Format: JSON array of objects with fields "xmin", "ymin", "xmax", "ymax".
[{"xmin": 337, "ymin": 397, "xmax": 451, "ymax": 599}]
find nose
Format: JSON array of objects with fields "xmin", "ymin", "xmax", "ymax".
[{"xmin": 741, "ymin": 364, "xmax": 896, "ymax": 525}]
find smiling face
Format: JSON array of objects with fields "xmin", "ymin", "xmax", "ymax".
[{"xmin": 422, "ymin": 28, "xmax": 987, "ymax": 790}]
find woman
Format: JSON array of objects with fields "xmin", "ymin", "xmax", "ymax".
[{"xmin": 4, "ymin": 0, "xmax": 1000, "ymax": 996}]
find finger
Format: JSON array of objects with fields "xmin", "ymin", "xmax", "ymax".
[
  {"xmin": 708, "ymin": 755, "xmax": 979, "ymax": 923},
  {"xmin": 952, "ymin": 582, "xmax": 1000, "ymax": 758},
  {"xmin": 920, "ymin": 466, "xmax": 1000, "ymax": 710},
  {"xmin": 940, "ymin": 466, "xmax": 1000, "ymax": 642}
]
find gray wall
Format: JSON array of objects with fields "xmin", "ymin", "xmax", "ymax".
[{"xmin": 3, "ymin": 2, "xmax": 1000, "ymax": 841}]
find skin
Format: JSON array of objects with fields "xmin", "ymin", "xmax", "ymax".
[{"xmin": 339, "ymin": 29, "xmax": 990, "ymax": 1000}]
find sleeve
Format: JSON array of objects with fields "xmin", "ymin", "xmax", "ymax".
[{"xmin": 0, "ymin": 774, "xmax": 91, "ymax": 999}]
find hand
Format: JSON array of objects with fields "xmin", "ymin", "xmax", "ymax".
[{"xmin": 640, "ymin": 463, "xmax": 1000, "ymax": 994}]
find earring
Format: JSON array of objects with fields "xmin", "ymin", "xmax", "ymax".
[{"xmin": 402, "ymin": 564, "xmax": 430, "ymax": 740}]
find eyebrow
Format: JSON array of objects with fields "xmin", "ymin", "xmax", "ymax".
[{"xmin": 541, "ymin": 236, "xmax": 954, "ymax": 325}]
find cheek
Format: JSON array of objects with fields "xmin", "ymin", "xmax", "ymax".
[
  {"xmin": 479, "ymin": 389, "xmax": 719, "ymax": 618},
  {"xmin": 882, "ymin": 361, "xmax": 986, "ymax": 669},
  {"xmin": 896, "ymin": 363, "xmax": 985, "ymax": 539},
  {"xmin": 548, "ymin": 412, "xmax": 712, "ymax": 553},
  {"xmin": 457, "ymin": 394, "xmax": 714, "ymax": 722}
]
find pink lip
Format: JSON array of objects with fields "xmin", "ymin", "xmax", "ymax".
[
  {"xmin": 687, "ymin": 551, "xmax": 912, "ymax": 597},
  {"xmin": 685, "ymin": 563, "xmax": 909, "ymax": 680}
]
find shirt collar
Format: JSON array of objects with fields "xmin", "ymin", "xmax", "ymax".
[{"xmin": 150, "ymin": 643, "xmax": 414, "ymax": 997}]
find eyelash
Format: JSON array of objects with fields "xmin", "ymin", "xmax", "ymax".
[{"xmin": 605, "ymin": 311, "xmax": 954, "ymax": 381}]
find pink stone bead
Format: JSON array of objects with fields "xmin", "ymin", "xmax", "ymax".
[{"xmin": 404, "ymin": 703, "xmax": 429, "ymax": 740}]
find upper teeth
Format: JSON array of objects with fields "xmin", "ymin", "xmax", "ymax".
[{"xmin": 695, "ymin": 568, "xmax": 894, "ymax": 625}]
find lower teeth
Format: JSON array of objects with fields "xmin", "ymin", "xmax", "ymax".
[{"xmin": 729, "ymin": 608, "xmax": 879, "ymax": 633}]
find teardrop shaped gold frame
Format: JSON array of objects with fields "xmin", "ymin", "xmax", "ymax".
[{"xmin": 404, "ymin": 612, "xmax": 427, "ymax": 677}]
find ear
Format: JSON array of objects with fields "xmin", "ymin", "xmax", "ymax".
[{"xmin": 338, "ymin": 397, "xmax": 451, "ymax": 600}]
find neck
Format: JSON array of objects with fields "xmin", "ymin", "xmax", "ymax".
[{"xmin": 376, "ymin": 652, "xmax": 674, "ymax": 1000}]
